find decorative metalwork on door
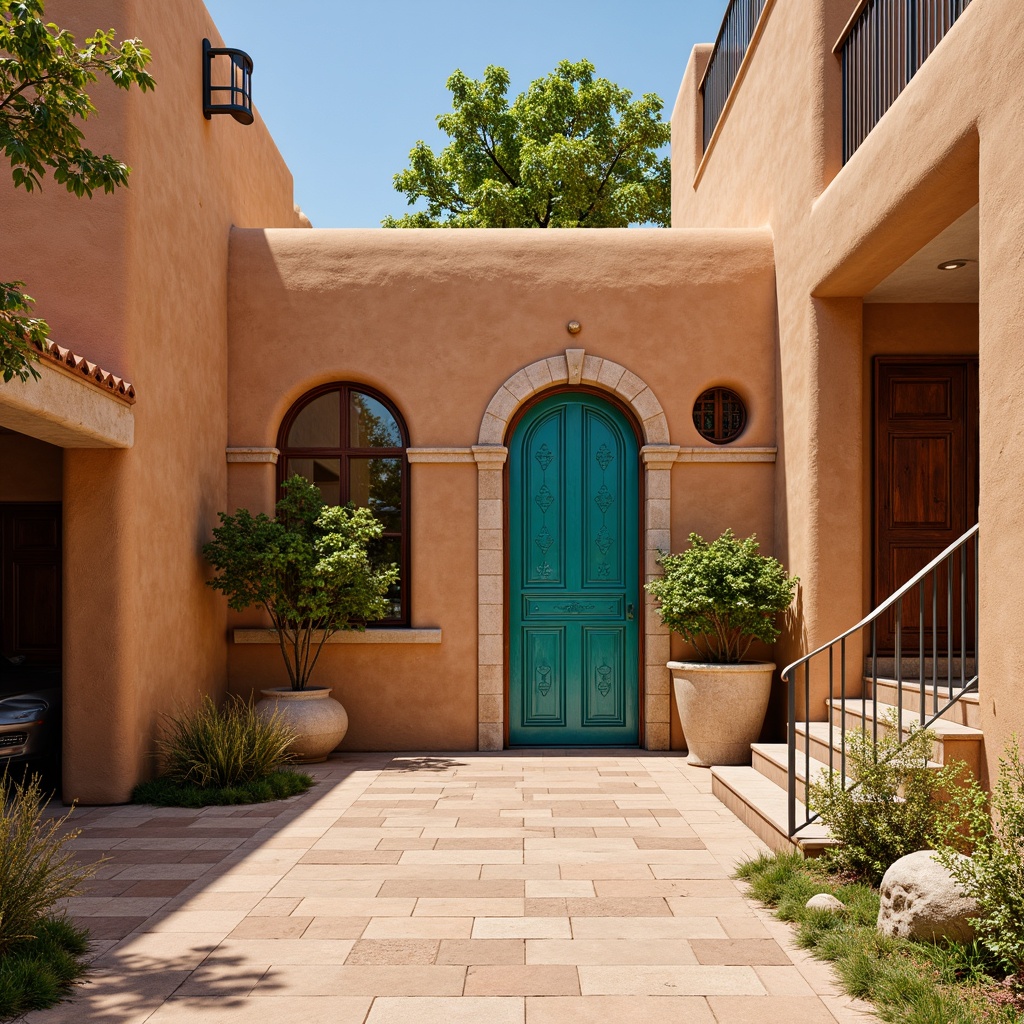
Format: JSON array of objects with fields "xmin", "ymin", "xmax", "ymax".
[{"xmin": 509, "ymin": 392, "xmax": 640, "ymax": 745}]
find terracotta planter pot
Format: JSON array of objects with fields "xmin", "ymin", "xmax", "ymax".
[
  {"xmin": 668, "ymin": 661, "xmax": 775, "ymax": 767},
  {"xmin": 256, "ymin": 686, "xmax": 348, "ymax": 764}
]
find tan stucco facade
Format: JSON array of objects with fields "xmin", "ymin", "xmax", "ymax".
[{"xmin": 0, "ymin": 0, "xmax": 1014, "ymax": 802}]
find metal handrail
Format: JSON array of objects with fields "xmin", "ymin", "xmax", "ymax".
[
  {"xmin": 838, "ymin": 0, "xmax": 974, "ymax": 163},
  {"xmin": 782, "ymin": 523, "xmax": 979, "ymax": 837}
]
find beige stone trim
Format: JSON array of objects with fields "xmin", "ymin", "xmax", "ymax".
[
  {"xmin": 676, "ymin": 446, "xmax": 777, "ymax": 463},
  {"xmin": 476, "ymin": 352, "xmax": 674, "ymax": 752},
  {"xmin": 233, "ymin": 628, "xmax": 441, "ymax": 644},
  {"xmin": 226, "ymin": 446, "xmax": 280, "ymax": 463},
  {"xmin": 0, "ymin": 358, "xmax": 134, "ymax": 448},
  {"xmin": 407, "ymin": 447, "xmax": 475, "ymax": 463}
]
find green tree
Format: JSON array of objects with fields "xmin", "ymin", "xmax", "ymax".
[
  {"xmin": 0, "ymin": 0, "xmax": 154, "ymax": 383},
  {"xmin": 383, "ymin": 59, "xmax": 671, "ymax": 229}
]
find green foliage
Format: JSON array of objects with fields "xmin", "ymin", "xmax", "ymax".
[
  {"xmin": 809, "ymin": 714, "xmax": 967, "ymax": 885},
  {"xmin": 204, "ymin": 476, "xmax": 399, "ymax": 690},
  {"xmin": 0, "ymin": 915, "xmax": 90, "ymax": 1019},
  {"xmin": 934, "ymin": 738, "xmax": 1024, "ymax": 974},
  {"xmin": 0, "ymin": 770, "xmax": 96, "ymax": 957},
  {"xmin": 644, "ymin": 529, "xmax": 797, "ymax": 663},
  {"xmin": 737, "ymin": 852, "xmax": 1019, "ymax": 1024},
  {"xmin": 383, "ymin": 59, "xmax": 671, "ymax": 229},
  {"xmin": 153, "ymin": 695, "xmax": 295, "ymax": 789},
  {"xmin": 0, "ymin": 0, "xmax": 154, "ymax": 381},
  {"xmin": 132, "ymin": 769, "xmax": 313, "ymax": 808}
]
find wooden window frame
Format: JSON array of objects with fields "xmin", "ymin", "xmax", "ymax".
[
  {"xmin": 277, "ymin": 382, "xmax": 410, "ymax": 627},
  {"xmin": 692, "ymin": 386, "xmax": 747, "ymax": 445}
]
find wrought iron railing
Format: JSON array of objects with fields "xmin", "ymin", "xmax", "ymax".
[
  {"xmin": 700, "ymin": 0, "xmax": 769, "ymax": 151},
  {"xmin": 838, "ymin": 0, "xmax": 973, "ymax": 163},
  {"xmin": 782, "ymin": 523, "xmax": 978, "ymax": 837}
]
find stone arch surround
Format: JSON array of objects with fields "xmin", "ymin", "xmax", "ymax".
[{"xmin": 474, "ymin": 349, "xmax": 676, "ymax": 751}]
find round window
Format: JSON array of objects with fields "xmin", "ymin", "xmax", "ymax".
[{"xmin": 692, "ymin": 387, "xmax": 747, "ymax": 445}]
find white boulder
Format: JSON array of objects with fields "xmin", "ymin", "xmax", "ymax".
[
  {"xmin": 877, "ymin": 850, "xmax": 979, "ymax": 942},
  {"xmin": 806, "ymin": 893, "xmax": 845, "ymax": 912}
]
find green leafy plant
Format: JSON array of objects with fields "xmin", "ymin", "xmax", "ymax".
[
  {"xmin": 808, "ymin": 712, "xmax": 967, "ymax": 885},
  {"xmin": 154, "ymin": 695, "xmax": 295, "ymax": 789},
  {"xmin": 934, "ymin": 738, "xmax": 1024, "ymax": 974},
  {"xmin": 203, "ymin": 475, "xmax": 398, "ymax": 690},
  {"xmin": 383, "ymin": 59, "xmax": 671, "ymax": 228},
  {"xmin": 0, "ymin": 0, "xmax": 155, "ymax": 382},
  {"xmin": 132, "ymin": 770, "xmax": 312, "ymax": 808},
  {"xmin": 0, "ymin": 916, "xmax": 90, "ymax": 1019},
  {"xmin": 645, "ymin": 529, "xmax": 798, "ymax": 662},
  {"xmin": 0, "ymin": 770, "xmax": 96, "ymax": 956}
]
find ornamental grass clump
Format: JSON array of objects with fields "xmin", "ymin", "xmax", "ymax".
[
  {"xmin": 133, "ymin": 696, "xmax": 312, "ymax": 807},
  {"xmin": 0, "ymin": 770, "xmax": 94, "ymax": 1017},
  {"xmin": 203, "ymin": 475, "xmax": 398, "ymax": 691},
  {"xmin": 645, "ymin": 529, "xmax": 797, "ymax": 663},
  {"xmin": 156, "ymin": 695, "xmax": 293, "ymax": 789}
]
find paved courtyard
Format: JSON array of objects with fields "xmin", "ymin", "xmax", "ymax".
[{"xmin": 28, "ymin": 753, "xmax": 876, "ymax": 1023}]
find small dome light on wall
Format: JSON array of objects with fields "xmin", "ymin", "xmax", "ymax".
[
  {"xmin": 937, "ymin": 259, "xmax": 970, "ymax": 271},
  {"xmin": 203, "ymin": 39, "xmax": 254, "ymax": 125}
]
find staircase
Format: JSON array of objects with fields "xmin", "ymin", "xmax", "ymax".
[{"xmin": 711, "ymin": 525, "xmax": 980, "ymax": 854}]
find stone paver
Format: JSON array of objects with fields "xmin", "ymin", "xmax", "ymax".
[{"xmin": 25, "ymin": 752, "xmax": 879, "ymax": 1022}]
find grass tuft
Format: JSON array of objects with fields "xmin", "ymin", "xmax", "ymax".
[
  {"xmin": 736, "ymin": 851, "xmax": 1023, "ymax": 1024},
  {"xmin": 132, "ymin": 769, "xmax": 313, "ymax": 807},
  {"xmin": 0, "ymin": 916, "xmax": 91, "ymax": 1019}
]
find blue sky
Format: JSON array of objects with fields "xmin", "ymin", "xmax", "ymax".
[{"xmin": 202, "ymin": 1, "xmax": 729, "ymax": 228}]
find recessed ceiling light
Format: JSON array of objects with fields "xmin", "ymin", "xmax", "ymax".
[{"xmin": 937, "ymin": 259, "xmax": 969, "ymax": 271}]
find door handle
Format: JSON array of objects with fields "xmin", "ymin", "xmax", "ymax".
[{"xmin": 626, "ymin": 604, "xmax": 635, "ymax": 621}]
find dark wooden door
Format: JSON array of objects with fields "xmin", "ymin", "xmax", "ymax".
[
  {"xmin": 1, "ymin": 504, "xmax": 62, "ymax": 668},
  {"xmin": 874, "ymin": 358, "xmax": 978, "ymax": 652}
]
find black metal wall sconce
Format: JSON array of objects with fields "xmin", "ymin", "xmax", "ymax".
[{"xmin": 203, "ymin": 38, "xmax": 254, "ymax": 125}]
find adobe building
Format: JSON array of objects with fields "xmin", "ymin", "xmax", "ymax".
[{"xmin": 0, "ymin": 0, "xmax": 1015, "ymax": 849}]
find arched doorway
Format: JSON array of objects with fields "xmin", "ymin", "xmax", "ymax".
[{"xmin": 507, "ymin": 390, "xmax": 641, "ymax": 745}]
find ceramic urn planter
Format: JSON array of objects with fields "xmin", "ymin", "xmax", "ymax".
[
  {"xmin": 256, "ymin": 687, "xmax": 349, "ymax": 764},
  {"xmin": 668, "ymin": 661, "xmax": 775, "ymax": 767}
]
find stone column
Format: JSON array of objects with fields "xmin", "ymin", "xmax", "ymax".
[
  {"xmin": 474, "ymin": 444, "xmax": 508, "ymax": 750},
  {"xmin": 641, "ymin": 445, "xmax": 680, "ymax": 750}
]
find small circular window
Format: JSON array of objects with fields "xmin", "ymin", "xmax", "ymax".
[{"xmin": 692, "ymin": 387, "xmax": 747, "ymax": 445}]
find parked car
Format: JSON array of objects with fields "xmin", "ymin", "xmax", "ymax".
[{"xmin": 0, "ymin": 655, "xmax": 61, "ymax": 784}]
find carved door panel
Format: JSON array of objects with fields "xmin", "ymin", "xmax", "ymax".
[
  {"xmin": 873, "ymin": 358, "xmax": 978, "ymax": 653},
  {"xmin": 509, "ymin": 393, "xmax": 639, "ymax": 745}
]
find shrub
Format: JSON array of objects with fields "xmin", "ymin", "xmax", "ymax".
[
  {"xmin": 645, "ymin": 529, "xmax": 797, "ymax": 663},
  {"xmin": 203, "ymin": 475, "xmax": 398, "ymax": 690},
  {"xmin": 934, "ymin": 738, "xmax": 1024, "ymax": 974},
  {"xmin": 808, "ymin": 712, "xmax": 968, "ymax": 885},
  {"xmin": 0, "ymin": 916, "xmax": 91, "ymax": 1019},
  {"xmin": 0, "ymin": 771, "xmax": 96, "ymax": 957},
  {"xmin": 156, "ymin": 695, "xmax": 294, "ymax": 789}
]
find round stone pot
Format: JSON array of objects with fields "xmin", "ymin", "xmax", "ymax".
[
  {"xmin": 256, "ymin": 687, "xmax": 349, "ymax": 764},
  {"xmin": 668, "ymin": 661, "xmax": 775, "ymax": 767}
]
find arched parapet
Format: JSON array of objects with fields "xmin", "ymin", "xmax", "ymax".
[{"xmin": 478, "ymin": 349, "xmax": 670, "ymax": 447}]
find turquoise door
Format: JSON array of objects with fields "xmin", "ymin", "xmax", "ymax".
[{"xmin": 509, "ymin": 392, "xmax": 640, "ymax": 745}]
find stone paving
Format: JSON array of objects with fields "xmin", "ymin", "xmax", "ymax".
[{"xmin": 26, "ymin": 752, "xmax": 878, "ymax": 1024}]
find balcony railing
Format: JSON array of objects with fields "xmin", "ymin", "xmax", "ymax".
[
  {"xmin": 838, "ymin": 0, "xmax": 973, "ymax": 163},
  {"xmin": 700, "ymin": 0, "xmax": 769, "ymax": 151}
]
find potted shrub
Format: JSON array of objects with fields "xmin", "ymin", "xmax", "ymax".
[
  {"xmin": 646, "ymin": 529, "xmax": 797, "ymax": 766},
  {"xmin": 203, "ymin": 475, "xmax": 398, "ymax": 762}
]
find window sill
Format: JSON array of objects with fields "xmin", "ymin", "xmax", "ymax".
[{"xmin": 233, "ymin": 628, "xmax": 441, "ymax": 645}]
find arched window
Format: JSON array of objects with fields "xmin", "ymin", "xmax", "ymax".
[{"xmin": 278, "ymin": 383, "xmax": 408, "ymax": 624}]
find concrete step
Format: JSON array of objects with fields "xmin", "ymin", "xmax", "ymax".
[
  {"xmin": 866, "ymin": 677, "xmax": 980, "ymax": 728},
  {"xmin": 711, "ymin": 765, "xmax": 836, "ymax": 856},
  {"xmin": 825, "ymin": 699, "xmax": 981, "ymax": 776}
]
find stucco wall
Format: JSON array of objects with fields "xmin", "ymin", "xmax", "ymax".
[
  {"xmin": 0, "ymin": 0, "xmax": 300, "ymax": 801},
  {"xmin": 227, "ymin": 227, "xmax": 778, "ymax": 751},
  {"xmin": 672, "ymin": 0, "xmax": 1022, "ymax": 779}
]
